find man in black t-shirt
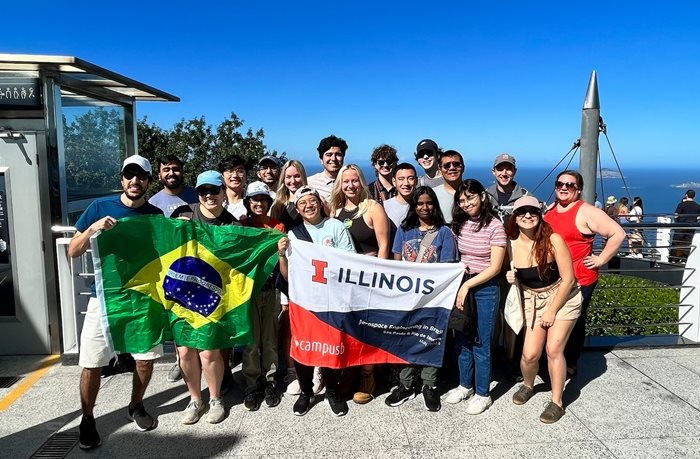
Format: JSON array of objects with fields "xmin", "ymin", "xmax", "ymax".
[{"xmin": 671, "ymin": 190, "xmax": 700, "ymax": 263}]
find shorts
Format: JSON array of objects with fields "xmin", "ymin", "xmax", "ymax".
[
  {"xmin": 79, "ymin": 297, "xmax": 163, "ymax": 368},
  {"xmin": 522, "ymin": 281, "xmax": 582, "ymax": 330}
]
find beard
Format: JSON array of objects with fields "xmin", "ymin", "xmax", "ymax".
[
  {"xmin": 163, "ymin": 176, "xmax": 183, "ymax": 190},
  {"xmin": 124, "ymin": 186, "xmax": 147, "ymax": 201}
]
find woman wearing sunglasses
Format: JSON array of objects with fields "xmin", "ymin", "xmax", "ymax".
[
  {"xmin": 170, "ymin": 171, "xmax": 240, "ymax": 426},
  {"xmin": 445, "ymin": 179, "xmax": 507, "ymax": 414},
  {"xmin": 544, "ymin": 171, "xmax": 625, "ymax": 379},
  {"xmin": 506, "ymin": 195, "xmax": 581, "ymax": 423}
]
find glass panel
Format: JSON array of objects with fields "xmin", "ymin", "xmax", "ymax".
[
  {"xmin": 0, "ymin": 172, "xmax": 15, "ymax": 316},
  {"xmin": 61, "ymin": 94, "xmax": 127, "ymax": 223}
]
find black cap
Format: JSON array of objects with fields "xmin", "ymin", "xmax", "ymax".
[{"xmin": 415, "ymin": 139, "xmax": 438, "ymax": 157}]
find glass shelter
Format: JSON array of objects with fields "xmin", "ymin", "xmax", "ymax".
[{"xmin": 0, "ymin": 54, "xmax": 178, "ymax": 354}]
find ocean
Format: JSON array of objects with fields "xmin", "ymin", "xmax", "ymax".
[{"xmin": 305, "ymin": 164, "xmax": 700, "ymax": 218}]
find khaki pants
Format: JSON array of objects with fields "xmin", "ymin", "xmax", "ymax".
[{"xmin": 242, "ymin": 288, "xmax": 281, "ymax": 394}]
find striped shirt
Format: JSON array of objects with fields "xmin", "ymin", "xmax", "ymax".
[{"xmin": 456, "ymin": 217, "xmax": 507, "ymax": 274}]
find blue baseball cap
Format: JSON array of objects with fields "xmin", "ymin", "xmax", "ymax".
[{"xmin": 195, "ymin": 170, "xmax": 224, "ymax": 189}]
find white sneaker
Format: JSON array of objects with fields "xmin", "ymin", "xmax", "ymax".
[
  {"xmin": 443, "ymin": 385, "xmax": 474, "ymax": 404},
  {"xmin": 285, "ymin": 371, "xmax": 301, "ymax": 396},
  {"xmin": 181, "ymin": 399, "xmax": 206, "ymax": 425},
  {"xmin": 312, "ymin": 367, "xmax": 325, "ymax": 394},
  {"xmin": 465, "ymin": 394, "xmax": 492, "ymax": 415}
]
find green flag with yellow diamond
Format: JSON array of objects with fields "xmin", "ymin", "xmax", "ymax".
[{"xmin": 91, "ymin": 215, "xmax": 283, "ymax": 353}]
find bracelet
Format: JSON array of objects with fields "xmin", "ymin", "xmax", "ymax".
[{"xmin": 278, "ymin": 251, "xmax": 286, "ymax": 257}]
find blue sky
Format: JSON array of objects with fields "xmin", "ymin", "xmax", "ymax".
[{"xmin": 2, "ymin": 1, "xmax": 698, "ymax": 169}]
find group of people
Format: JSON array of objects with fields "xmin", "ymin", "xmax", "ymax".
[{"xmin": 69, "ymin": 135, "xmax": 627, "ymax": 450}]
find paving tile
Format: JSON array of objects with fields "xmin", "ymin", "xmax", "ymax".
[
  {"xmin": 603, "ymin": 436, "xmax": 700, "ymax": 459},
  {"xmin": 611, "ymin": 348, "xmax": 700, "ymax": 359},
  {"xmin": 566, "ymin": 353, "xmax": 700, "ymax": 440},
  {"xmin": 410, "ymin": 441, "xmax": 615, "ymax": 458},
  {"xmin": 621, "ymin": 356, "xmax": 700, "ymax": 409},
  {"xmin": 261, "ymin": 447, "xmax": 414, "ymax": 459}
]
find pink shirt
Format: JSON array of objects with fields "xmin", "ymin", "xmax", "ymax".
[{"xmin": 456, "ymin": 218, "xmax": 507, "ymax": 274}]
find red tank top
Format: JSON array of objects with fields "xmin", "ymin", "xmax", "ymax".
[{"xmin": 543, "ymin": 200, "xmax": 597, "ymax": 286}]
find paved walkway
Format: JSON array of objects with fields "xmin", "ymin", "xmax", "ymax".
[{"xmin": 1, "ymin": 348, "xmax": 700, "ymax": 458}]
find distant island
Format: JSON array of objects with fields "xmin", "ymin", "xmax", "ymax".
[
  {"xmin": 672, "ymin": 181, "xmax": 700, "ymax": 189},
  {"xmin": 598, "ymin": 168, "xmax": 623, "ymax": 179}
]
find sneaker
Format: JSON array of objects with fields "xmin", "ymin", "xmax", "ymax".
[
  {"xmin": 443, "ymin": 385, "xmax": 474, "ymax": 405},
  {"xmin": 167, "ymin": 362, "xmax": 182, "ymax": 383},
  {"xmin": 312, "ymin": 367, "xmax": 325, "ymax": 394},
  {"xmin": 293, "ymin": 392, "xmax": 313, "ymax": 416},
  {"xmin": 206, "ymin": 398, "xmax": 225, "ymax": 424},
  {"xmin": 465, "ymin": 394, "xmax": 492, "ymax": 415},
  {"xmin": 243, "ymin": 391, "xmax": 262, "ymax": 411},
  {"xmin": 264, "ymin": 382, "xmax": 281, "ymax": 408},
  {"xmin": 422, "ymin": 385, "xmax": 441, "ymax": 412},
  {"xmin": 127, "ymin": 403, "xmax": 155, "ymax": 431},
  {"xmin": 326, "ymin": 390, "xmax": 348, "ymax": 417},
  {"xmin": 540, "ymin": 400, "xmax": 565, "ymax": 424},
  {"xmin": 352, "ymin": 371, "xmax": 375, "ymax": 404},
  {"xmin": 512, "ymin": 385, "xmax": 535, "ymax": 405},
  {"xmin": 220, "ymin": 370, "xmax": 234, "ymax": 396},
  {"xmin": 385, "ymin": 385, "xmax": 416, "ymax": 407},
  {"xmin": 285, "ymin": 369, "xmax": 301, "ymax": 395},
  {"xmin": 78, "ymin": 415, "xmax": 101, "ymax": 450},
  {"xmin": 181, "ymin": 399, "xmax": 206, "ymax": 425}
]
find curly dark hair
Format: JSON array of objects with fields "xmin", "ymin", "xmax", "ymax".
[
  {"xmin": 402, "ymin": 186, "xmax": 445, "ymax": 230},
  {"xmin": 451, "ymin": 179, "xmax": 496, "ymax": 234},
  {"xmin": 370, "ymin": 144, "xmax": 398, "ymax": 165},
  {"xmin": 317, "ymin": 135, "xmax": 348, "ymax": 158}
]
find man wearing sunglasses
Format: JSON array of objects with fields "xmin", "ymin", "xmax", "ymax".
[
  {"xmin": 257, "ymin": 155, "xmax": 281, "ymax": 197},
  {"xmin": 68, "ymin": 155, "xmax": 164, "ymax": 450},
  {"xmin": 415, "ymin": 138, "xmax": 444, "ymax": 188},
  {"xmin": 433, "ymin": 150, "xmax": 465, "ymax": 224},
  {"xmin": 368, "ymin": 144, "xmax": 398, "ymax": 205},
  {"xmin": 544, "ymin": 170, "xmax": 625, "ymax": 378},
  {"xmin": 486, "ymin": 153, "xmax": 529, "ymax": 225}
]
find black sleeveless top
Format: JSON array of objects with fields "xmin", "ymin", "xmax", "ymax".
[
  {"xmin": 336, "ymin": 207, "xmax": 380, "ymax": 255},
  {"xmin": 515, "ymin": 261, "xmax": 560, "ymax": 289}
]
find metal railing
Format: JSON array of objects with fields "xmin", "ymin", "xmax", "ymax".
[{"xmin": 587, "ymin": 217, "xmax": 700, "ymax": 345}]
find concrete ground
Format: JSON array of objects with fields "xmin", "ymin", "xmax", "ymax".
[{"xmin": 1, "ymin": 348, "xmax": 700, "ymax": 458}]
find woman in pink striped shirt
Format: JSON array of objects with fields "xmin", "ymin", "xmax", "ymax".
[{"xmin": 443, "ymin": 179, "xmax": 507, "ymax": 414}]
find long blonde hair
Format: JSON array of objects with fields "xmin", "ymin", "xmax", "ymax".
[
  {"xmin": 271, "ymin": 159, "xmax": 308, "ymax": 218},
  {"xmin": 329, "ymin": 164, "xmax": 375, "ymax": 220}
]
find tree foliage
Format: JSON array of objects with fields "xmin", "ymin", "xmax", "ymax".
[{"xmin": 137, "ymin": 112, "xmax": 284, "ymax": 194}]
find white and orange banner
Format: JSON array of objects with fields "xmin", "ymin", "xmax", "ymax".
[{"xmin": 287, "ymin": 240, "xmax": 463, "ymax": 369}]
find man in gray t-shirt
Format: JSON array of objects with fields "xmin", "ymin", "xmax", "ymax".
[
  {"xmin": 383, "ymin": 163, "xmax": 417, "ymax": 228},
  {"xmin": 148, "ymin": 155, "xmax": 198, "ymax": 217},
  {"xmin": 433, "ymin": 150, "xmax": 465, "ymax": 224}
]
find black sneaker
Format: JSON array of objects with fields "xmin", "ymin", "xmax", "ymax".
[
  {"xmin": 243, "ymin": 391, "xmax": 262, "ymax": 411},
  {"xmin": 422, "ymin": 385, "xmax": 441, "ymax": 412},
  {"xmin": 127, "ymin": 403, "xmax": 155, "ymax": 432},
  {"xmin": 326, "ymin": 390, "xmax": 348, "ymax": 417},
  {"xmin": 264, "ymin": 382, "xmax": 281, "ymax": 408},
  {"xmin": 293, "ymin": 392, "xmax": 313, "ymax": 416},
  {"xmin": 78, "ymin": 415, "xmax": 101, "ymax": 450},
  {"xmin": 385, "ymin": 384, "xmax": 416, "ymax": 407}
]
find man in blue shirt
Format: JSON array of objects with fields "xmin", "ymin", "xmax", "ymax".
[{"xmin": 68, "ymin": 154, "xmax": 163, "ymax": 450}]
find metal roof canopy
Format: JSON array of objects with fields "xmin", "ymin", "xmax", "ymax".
[{"xmin": 0, "ymin": 53, "xmax": 179, "ymax": 103}]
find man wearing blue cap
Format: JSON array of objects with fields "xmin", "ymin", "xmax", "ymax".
[
  {"xmin": 170, "ymin": 171, "xmax": 239, "ymax": 426},
  {"xmin": 68, "ymin": 155, "xmax": 164, "ymax": 450}
]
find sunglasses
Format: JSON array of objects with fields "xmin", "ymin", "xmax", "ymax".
[
  {"xmin": 441, "ymin": 161, "xmax": 463, "ymax": 170},
  {"xmin": 197, "ymin": 186, "xmax": 221, "ymax": 196},
  {"xmin": 415, "ymin": 153, "xmax": 433, "ymax": 161},
  {"xmin": 555, "ymin": 181, "xmax": 578, "ymax": 190},
  {"xmin": 122, "ymin": 171, "xmax": 149, "ymax": 181},
  {"xmin": 514, "ymin": 206, "xmax": 541, "ymax": 217},
  {"xmin": 376, "ymin": 159, "xmax": 395, "ymax": 167}
]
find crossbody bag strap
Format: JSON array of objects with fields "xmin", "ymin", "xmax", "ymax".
[{"xmin": 416, "ymin": 228, "xmax": 440, "ymax": 263}]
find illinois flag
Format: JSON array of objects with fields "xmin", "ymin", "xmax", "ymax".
[
  {"xmin": 287, "ymin": 240, "xmax": 464, "ymax": 368},
  {"xmin": 91, "ymin": 215, "xmax": 282, "ymax": 353}
]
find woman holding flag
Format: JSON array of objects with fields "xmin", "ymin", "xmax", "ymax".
[
  {"xmin": 386, "ymin": 186, "xmax": 458, "ymax": 412},
  {"xmin": 277, "ymin": 186, "xmax": 356, "ymax": 417},
  {"xmin": 170, "ymin": 170, "xmax": 238, "ymax": 425},
  {"xmin": 329, "ymin": 164, "xmax": 392, "ymax": 405}
]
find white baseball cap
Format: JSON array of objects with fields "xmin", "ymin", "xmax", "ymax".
[{"xmin": 121, "ymin": 155, "xmax": 152, "ymax": 174}]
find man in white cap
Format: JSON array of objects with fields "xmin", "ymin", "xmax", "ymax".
[{"xmin": 67, "ymin": 154, "xmax": 164, "ymax": 450}]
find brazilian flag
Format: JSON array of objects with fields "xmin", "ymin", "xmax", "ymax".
[{"xmin": 92, "ymin": 215, "xmax": 283, "ymax": 353}]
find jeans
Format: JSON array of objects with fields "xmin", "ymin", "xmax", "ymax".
[{"xmin": 453, "ymin": 278, "xmax": 500, "ymax": 397}]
